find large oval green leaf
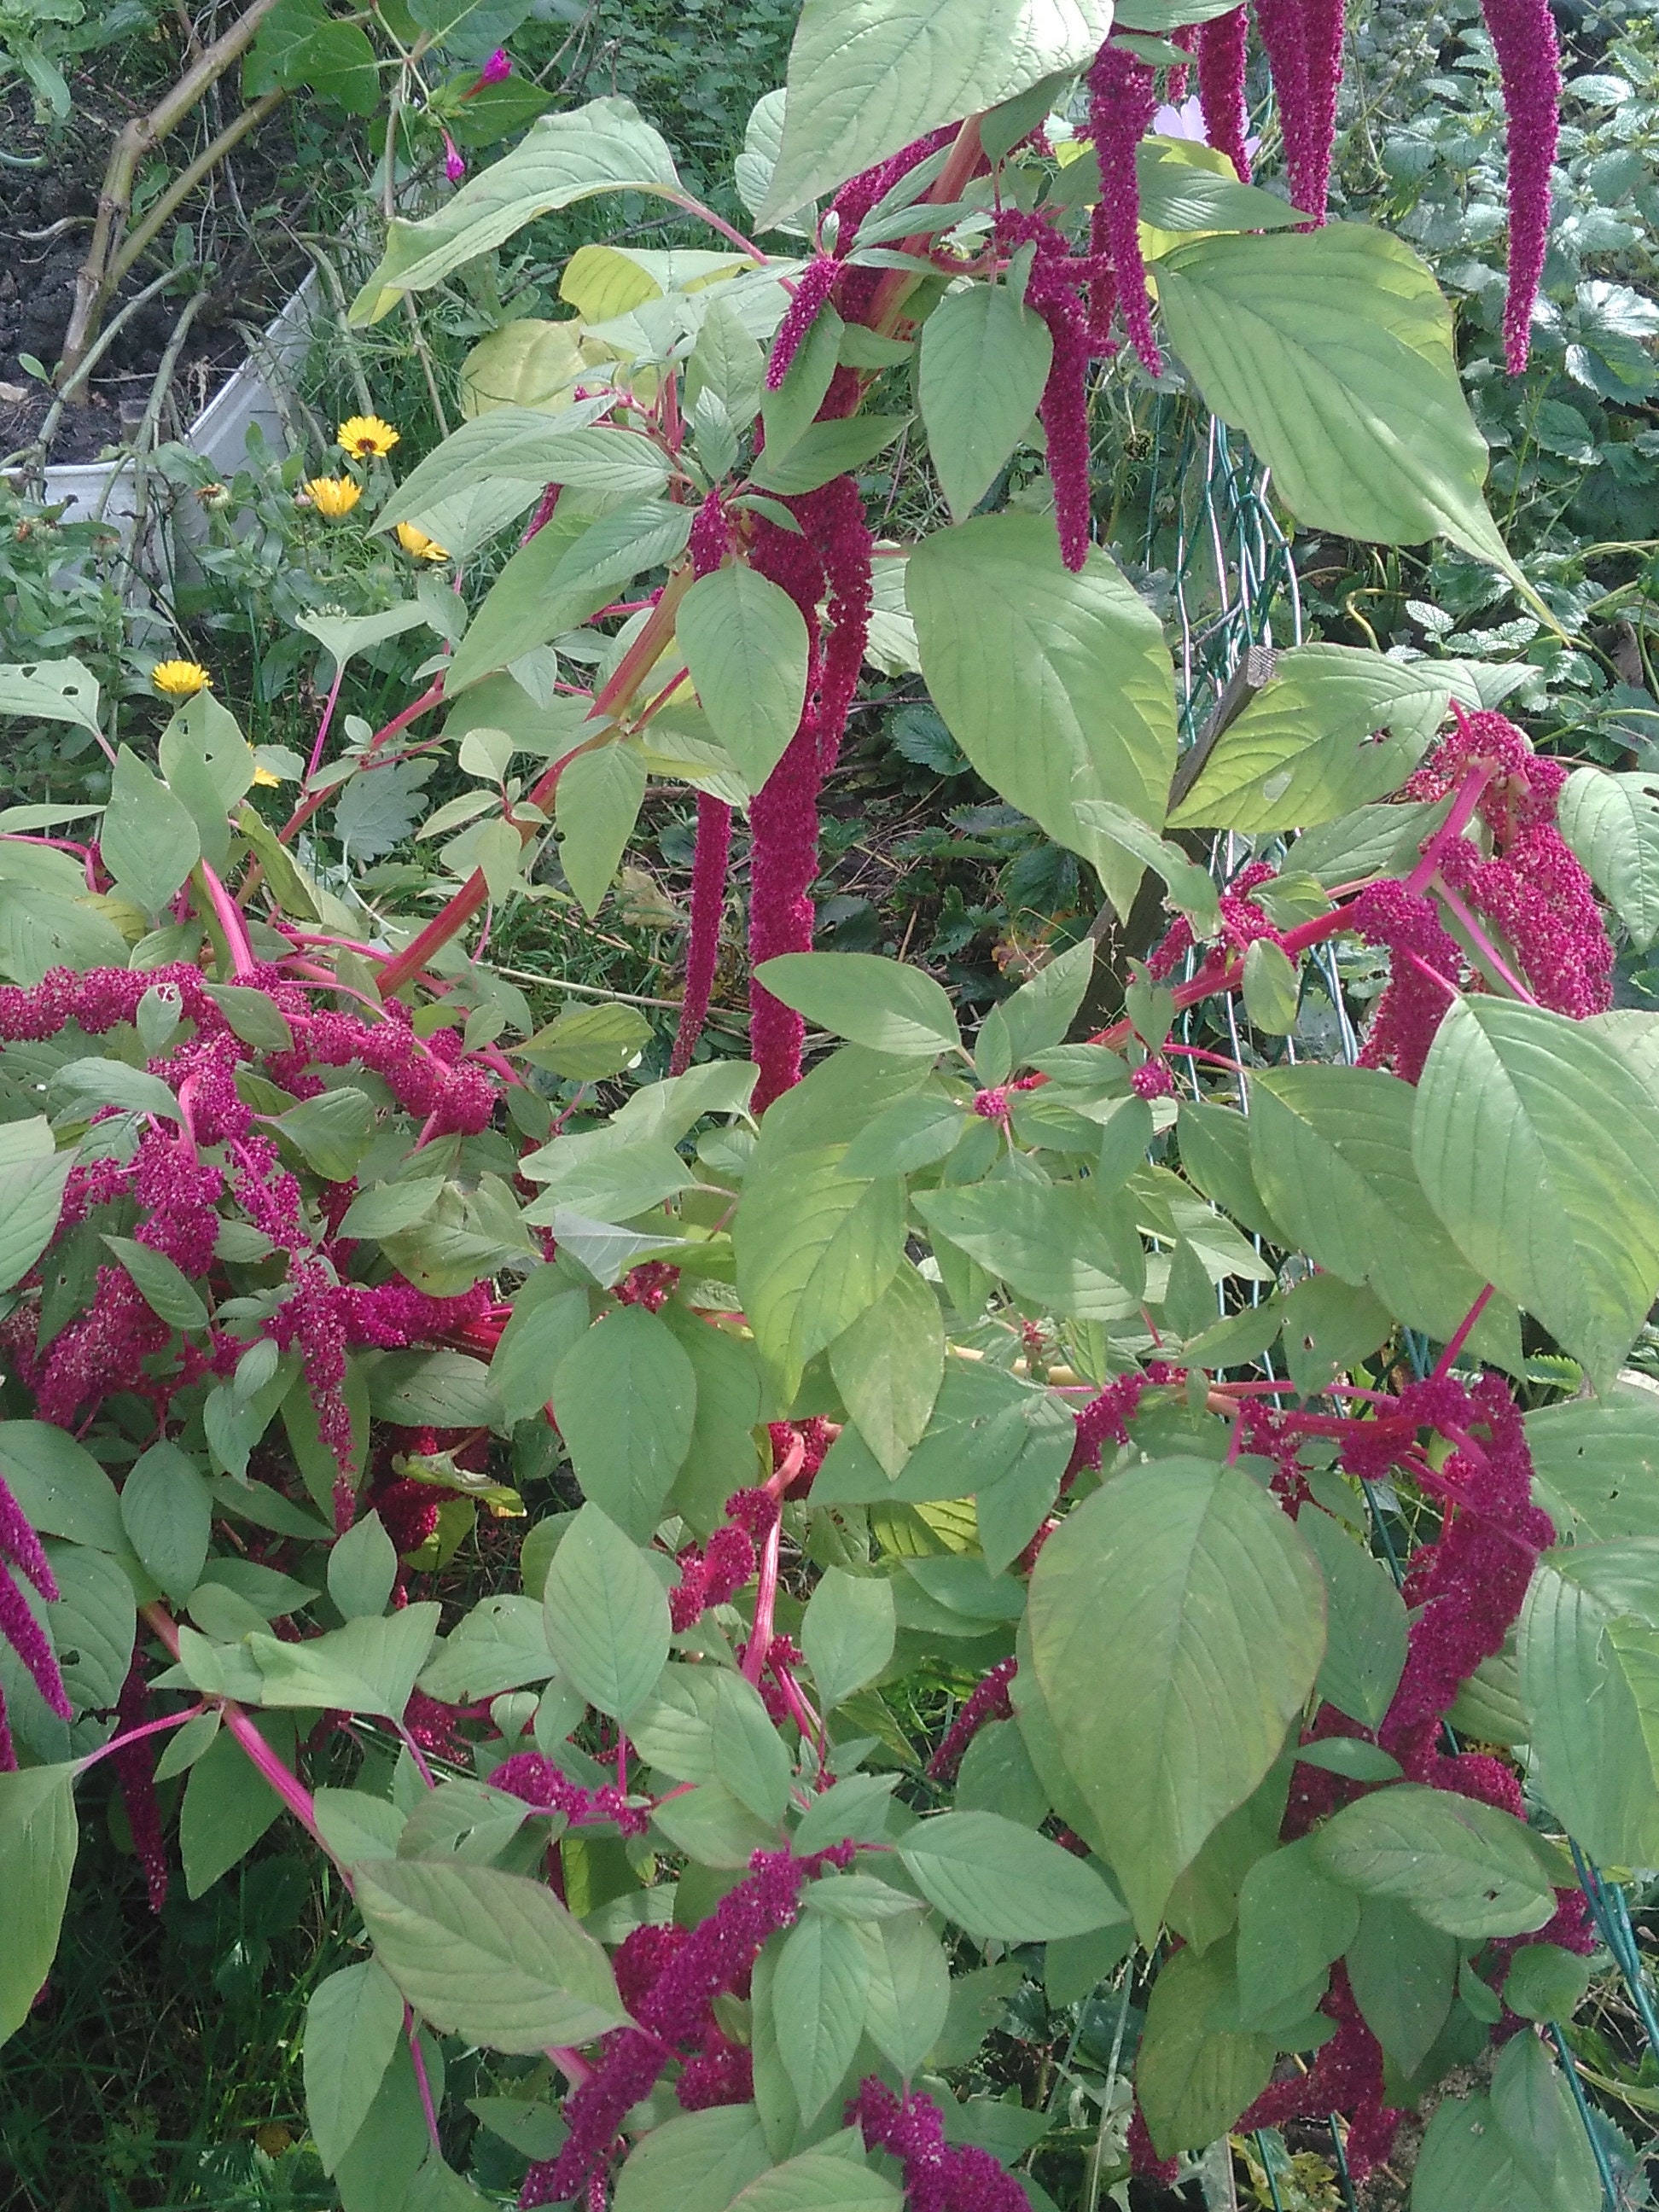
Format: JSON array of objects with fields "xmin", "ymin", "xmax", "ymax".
[
  {"xmin": 1413, "ymin": 996, "xmax": 1659, "ymax": 1388},
  {"xmin": 678, "ymin": 566, "xmax": 811, "ymax": 795},
  {"xmin": 1027, "ymin": 1458, "xmax": 1325, "ymax": 1939},
  {"xmin": 1311, "ymin": 1784, "xmax": 1557, "ymax": 1939}
]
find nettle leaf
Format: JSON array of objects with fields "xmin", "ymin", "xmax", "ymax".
[
  {"xmin": 801, "ymin": 1568, "xmax": 896, "ymax": 1711},
  {"xmin": 909, "ymin": 514, "xmax": 1177, "ymax": 920},
  {"xmin": 355, "ymin": 1858, "xmax": 629, "ymax": 2052},
  {"xmin": 1413, "ymin": 997, "xmax": 1659, "ymax": 1388},
  {"xmin": 1156, "ymin": 224, "xmax": 1519, "ymax": 581},
  {"xmin": 1249, "ymin": 1066, "xmax": 1522, "ymax": 1366},
  {"xmin": 918, "ymin": 282, "xmax": 1051, "ymax": 521},
  {"xmin": 897, "ymin": 1809, "xmax": 1124, "ymax": 1940},
  {"xmin": 773, "ymin": 1913, "xmax": 871, "ymax": 2120},
  {"xmin": 541, "ymin": 1501, "xmax": 670, "ymax": 1720},
  {"xmin": 305, "ymin": 1959, "xmax": 406, "ymax": 2174},
  {"xmin": 0, "ymin": 1763, "xmax": 79, "ymax": 2044},
  {"xmin": 756, "ymin": 952, "xmax": 959, "ymax": 1059},
  {"xmin": 1557, "ymin": 767, "xmax": 1659, "ymax": 950},
  {"xmin": 678, "ymin": 566, "xmax": 811, "ymax": 793},
  {"xmin": 760, "ymin": 0, "xmax": 1112, "ymax": 223},
  {"xmin": 1136, "ymin": 1941, "xmax": 1276, "ymax": 2160},
  {"xmin": 1311, "ymin": 1784, "xmax": 1557, "ymax": 1939},
  {"xmin": 353, "ymin": 97, "xmax": 684, "ymax": 319},
  {"xmin": 553, "ymin": 1308, "xmax": 696, "ymax": 1540},
  {"xmin": 1028, "ymin": 1458, "xmax": 1326, "ymax": 1939}
]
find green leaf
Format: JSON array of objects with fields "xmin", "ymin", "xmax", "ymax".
[
  {"xmin": 201, "ymin": 981, "xmax": 294, "ymax": 1053},
  {"xmin": 119, "ymin": 1439, "xmax": 211, "ymax": 1604},
  {"xmin": 540, "ymin": 1501, "xmax": 670, "ymax": 1720},
  {"xmin": 305, "ymin": 1959, "xmax": 406, "ymax": 2174},
  {"xmin": 897, "ymin": 1809, "xmax": 1125, "ymax": 1941},
  {"xmin": 0, "ymin": 1117, "xmax": 72, "ymax": 1294},
  {"xmin": 774, "ymin": 1915, "xmax": 871, "ymax": 2120},
  {"xmin": 760, "ymin": 300, "xmax": 843, "ymax": 464},
  {"xmin": 297, "ymin": 602, "xmax": 433, "ymax": 678},
  {"xmin": 47, "ymin": 1542, "xmax": 135, "ymax": 1709},
  {"xmin": 1279, "ymin": 1273, "xmax": 1394, "ymax": 1399},
  {"xmin": 553, "ymin": 1309, "xmax": 696, "ymax": 1540},
  {"xmin": 448, "ymin": 502, "xmax": 692, "ymax": 694},
  {"xmin": 678, "ymin": 565, "xmax": 811, "ymax": 794},
  {"xmin": 1249, "ymin": 1066, "xmax": 1522, "ymax": 1365},
  {"xmin": 630, "ymin": 1664, "xmax": 792, "ymax": 1824},
  {"xmin": 0, "ymin": 1422, "xmax": 122, "ymax": 1550},
  {"xmin": 1343, "ymin": 1895, "xmax": 1455, "ymax": 2079},
  {"xmin": 276, "ymin": 1087, "xmax": 378, "ymax": 1183},
  {"xmin": 1135, "ymin": 1941, "xmax": 1276, "ymax": 2159},
  {"xmin": 1413, "ymin": 997, "xmax": 1659, "ymax": 1388},
  {"xmin": 1028, "ymin": 1458, "xmax": 1326, "ymax": 1939},
  {"xmin": 827, "ymin": 1263, "xmax": 944, "ymax": 1479},
  {"xmin": 236, "ymin": 803, "xmax": 321, "ymax": 923},
  {"xmin": 179, "ymin": 1714, "xmax": 297, "ymax": 1896},
  {"xmin": 0, "ymin": 1763, "xmax": 78, "ymax": 2045},
  {"xmin": 1516, "ymin": 1557, "xmax": 1659, "ymax": 1866},
  {"xmin": 735, "ymin": 1146, "xmax": 905, "ymax": 1404},
  {"xmin": 727, "ymin": 2148, "xmax": 899, "ymax": 2212},
  {"xmin": 1243, "ymin": 940, "xmax": 1301, "ymax": 1034},
  {"xmin": 1297, "ymin": 1508, "xmax": 1408, "ymax": 1730},
  {"xmin": 1311, "ymin": 1784, "xmax": 1556, "ymax": 1939},
  {"xmin": 337, "ymin": 1178, "xmax": 447, "ymax": 1242},
  {"xmin": 801, "ymin": 1568, "xmax": 896, "ymax": 1710},
  {"xmin": 1235, "ymin": 1839, "xmax": 1359, "ymax": 2029},
  {"xmin": 614, "ymin": 2107, "xmax": 772, "ymax": 2212},
  {"xmin": 1070, "ymin": 801, "xmax": 1222, "ymax": 932},
  {"xmin": 101, "ymin": 744, "xmax": 201, "ymax": 915},
  {"xmin": 101, "ymin": 1234, "xmax": 208, "ymax": 1332},
  {"xmin": 1168, "ymin": 646, "xmax": 1461, "ymax": 834},
  {"xmin": 919, "ymin": 282, "xmax": 1051, "ymax": 520},
  {"xmin": 913, "ymin": 1179, "xmax": 1142, "ymax": 1324},
  {"xmin": 972, "ymin": 940, "xmax": 1094, "ymax": 1086},
  {"xmin": 245, "ymin": 0, "xmax": 378, "ymax": 108},
  {"xmin": 54, "ymin": 1056, "xmax": 182, "ymax": 1124},
  {"xmin": 654, "ymin": 1778, "xmax": 780, "ymax": 1868},
  {"xmin": 248, "ymin": 1607, "xmax": 440, "ymax": 1718},
  {"xmin": 756, "ymin": 952, "xmax": 958, "ymax": 1059},
  {"xmin": 329, "ymin": 1511, "xmax": 398, "ymax": 1621},
  {"xmin": 1155, "ymin": 224, "xmax": 1518, "ymax": 578},
  {"xmin": 355, "ymin": 1858, "xmax": 628, "ymax": 2052},
  {"xmin": 491, "ymin": 1282, "xmax": 591, "ymax": 1429},
  {"xmin": 909, "ymin": 515, "xmax": 1178, "ymax": 919},
  {"xmin": 420, "ymin": 1596, "xmax": 556, "ymax": 1703},
  {"xmin": 370, "ymin": 1349, "xmax": 498, "ymax": 1430},
  {"xmin": 314, "ymin": 1788, "xmax": 407, "ymax": 1866},
  {"xmin": 854, "ymin": 1910, "xmax": 950, "ymax": 2075},
  {"xmin": 518, "ymin": 1002, "xmax": 655, "ymax": 1082},
  {"xmin": 1557, "ymin": 768, "xmax": 1659, "ymax": 950},
  {"xmin": 556, "ymin": 742, "xmax": 646, "ymax": 917},
  {"xmin": 334, "ymin": 2034, "xmax": 445, "ymax": 2212},
  {"xmin": 664, "ymin": 1307, "xmax": 766, "ymax": 1534},
  {"xmin": 353, "ymin": 98, "xmax": 684, "ymax": 319},
  {"xmin": 1503, "ymin": 1943, "xmax": 1592, "ymax": 2024},
  {"xmin": 760, "ymin": 0, "xmax": 1111, "ymax": 223},
  {"xmin": 0, "ymin": 657, "xmax": 102, "ymax": 735}
]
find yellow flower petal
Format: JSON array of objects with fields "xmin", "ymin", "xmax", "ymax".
[
  {"xmin": 336, "ymin": 413, "xmax": 400, "ymax": 459},
  {"xmin": 304, "ymin": 475, "xmax": 364, "ymax": 518},
  {"xmin": 251, "ymin": 765, "xmax": 281, "ymax": 788},
  {"xmin": 395, "ymin": 520, "xmax": 449, "ymax": 562},
  {"xmin": 152, "ymin": 660, "xmax": 211, "ymax": 698}
]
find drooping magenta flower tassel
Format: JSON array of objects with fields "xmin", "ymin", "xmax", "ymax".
[
  {"xmin": 1481, "ymin": 0, "xmax": 1561, "ymax": 371},
  {"xmin": 1298, "ymin": 0, "xmax": 1346, "ymax": 222},
  {"xmin": 1198, "ymin": 6, "xmax": 1254, "ymax": 181},
  {"xmin": 802, "ymin": 474, "xmax": 873, "ymax": 772},
  {"xmin": 1167, "ymin": 20, "xmax": 1201, "ymax": 104},
  {"xmin": 996, "ymin": 209, "xmax": 1097, "ymax": 568},
  {"xmin": 671, "ymin": 795, "xmax": 732, "ymax": 1076},
  {"xmin": 114, "ymin": 1654, "xmax": 169, "ymax": 1912},
  {"xmin": 1086, "ymin": 204, "xmax": 1119, "ymax": 352},
  {"xmin": 1086, "ymin": 43, "xmax": 1164, "ymax": 377},
  {"xmin": 1252, "ymin": 0, "xmax": 1311, "ymax": 205},
  {"xmin": 765, "ymin": 255, "xmax": 840, "ymax": 388}
]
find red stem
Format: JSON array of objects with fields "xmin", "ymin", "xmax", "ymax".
[
  {"xmin": 742, "ymin": 1517, "xmax": 783, "ymax": 1685},
  {"xmin": 1433, "ymin": 1286, "xmax": 1494, "ymax": 1378},
  {"xmin": 1405, "ymin": 760, "xmax": 1495, "ymax": 894},
  {"xmin": 197, "ymin": 859, "xmax": 259, "ymax": 980}
]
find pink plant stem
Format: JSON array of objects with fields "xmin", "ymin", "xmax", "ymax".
[
  {"xmin": 76, "ymin": 1703, "xmax": 207, "ymax": 1770},
  {"xmin": 407, "ymin": 2008, "xmax": 442, "ymax": 2151},
  {"xmin": 398, "ymin": 1724, "xmax": 438, "ymax": 1790},
  {"xmin": 771, "ymin": 1657, "xmax": 823, "ymax": 1750},
  {"xmin": 1404, "ymin": 761, "xmax": 1495, "ymax": 894},
  {"xmin": 276, "ymin": 680, "xmax": 445, "ymax": 847},
  {"xmin": 742, "ymin": 1518, "xmax": 783, "ymax": 1685},
  {"xmin": 1433, "ymin": 1286, "xmax": 1495, "ymax": 1378},
  {"xmin": 1434, "ymin": 879, "xmax": 1540, "ymax": 1004},
  {"xmin": 198, "ymin": 859, "xmax": 259, "ymax": 980},
  {"xmin": 306, "ymin": 663, "xmax": 346, "ymax": 783},
  {"xmin": 548, "ymin": 2046, "xmax": 594, "ymax": 2087},
  {"xmin": 141, "ymin": 1602, "xmax": 323, "ymax": 1846}
]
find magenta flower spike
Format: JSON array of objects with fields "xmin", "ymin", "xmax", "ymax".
[
  {"xmin": 1252, "ymin": 0, "xmax": 1311, "ymax": 203},
  {"xmin": 1198, "ymin": 6, "xmax": 1254, "ymax": 182},
  {"xmin": 765, "ymin": 256, "xmax": 840, "ymax": 390},
  {"xmin": 1481, "ymin": 0, "xmax": 1562, "ymax": 370},
  {"xmin": 1086, "ymin": 41, "xmax": 1165, "ymax": 376},
  {"xmin": 1297, "ymin": 0, "xmax": 1347, "ymax": 222}
]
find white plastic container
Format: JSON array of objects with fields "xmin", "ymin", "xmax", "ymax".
[{"xmin": 40, "ymin": 269, "xmax": 317, "ymax": 550}]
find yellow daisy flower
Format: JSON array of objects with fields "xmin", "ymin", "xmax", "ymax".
[
  {"xmin": 395, "ymin": 521, "xmax": 450, "ymax": 562},
  {"xmin": 152, "ymin": 660, "xmax": 211, "ymax": 698},
  {"xmin": 305, "ymin": 475, "xmax": 364, "ymax": 519},
  {"xmin": 336, "ymin": 414, "xmax": 400, "ymax": 459}
]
